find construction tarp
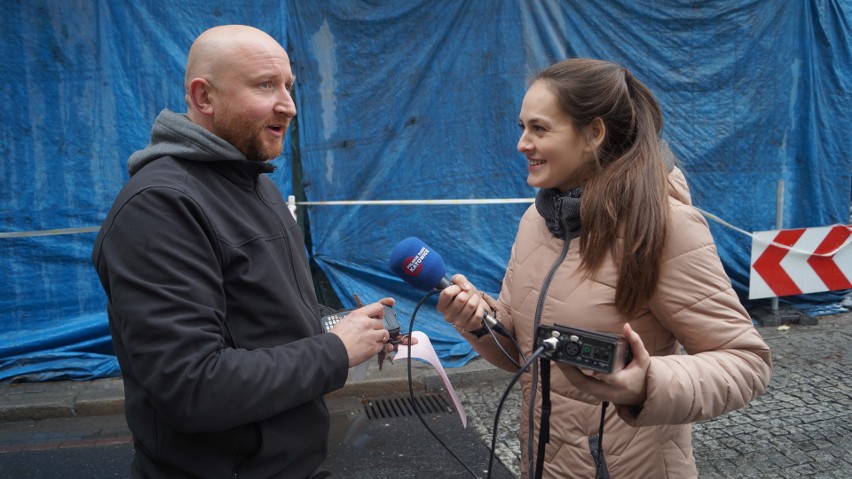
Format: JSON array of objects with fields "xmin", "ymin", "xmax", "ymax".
[{"xmin": 1, "ymin": 0, "xmax": 850, "ymax": 382}]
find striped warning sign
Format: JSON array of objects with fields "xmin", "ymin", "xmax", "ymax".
[{"xmin": 749, "ymin": 225, "xmax": 852, "ymax": 299}]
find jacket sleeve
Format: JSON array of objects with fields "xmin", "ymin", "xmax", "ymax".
[
  {"xmin": 94, "ymin": 186, "xmax": 350, "ymax": 432},
  {"xmin": 616, "ymin": 202, "xmax": 772, "ymax": 426},
  {"xmin": 455, "ymin": 240, "xmax": 524, "ymax": 373}
]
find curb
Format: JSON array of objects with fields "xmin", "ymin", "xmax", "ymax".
[
  {"xmin": 0, "ymin": 378, "xmax": 125, "ymax": 422},
  {"xmin": 6, "ymin": 313, "xmax": 847, "ymax": 423},
  {"xmin": 0, "ymin": 358, "xmax": 507, "ymax": 422}
]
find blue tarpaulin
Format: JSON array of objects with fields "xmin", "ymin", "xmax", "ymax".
[{"xmin": 2, "ymin": 1, "xmax": 850, "ymax": 382}]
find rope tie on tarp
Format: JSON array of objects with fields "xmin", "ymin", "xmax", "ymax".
[
  {"xmin": 0, "ymin": 226, "xmax": 100, "ymax": 238},
  {"xmin": 695, "ymin": 207, "xmax": 851, "ymax": 257},
  {"xmin": 3, "ymin": 200, "xmax": 848, "ymax": 257}
]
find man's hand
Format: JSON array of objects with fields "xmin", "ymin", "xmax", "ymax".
[{"xmin": 330, "ymin": 298, "xmax": 396, "ymax": 367}]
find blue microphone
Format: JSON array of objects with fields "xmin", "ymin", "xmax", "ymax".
[
  {"xmin": 389, "ymin": 237, "xmax": 510, "ymax": 338},
  {"xmin": 389, "ymin": 237, "xmax": 452, "ymax": 291}
]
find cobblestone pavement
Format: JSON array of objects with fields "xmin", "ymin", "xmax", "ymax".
[{"xmin": 455, "ymin": 313, "xmax": 852, "ymax": 478}]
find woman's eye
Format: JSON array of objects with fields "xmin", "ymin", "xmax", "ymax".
[{"xmin": 518, "ymin": 122, "xmax": 545, "ymax": 133}]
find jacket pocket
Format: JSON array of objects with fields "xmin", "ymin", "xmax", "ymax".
[
  {"xmin": 230, "ymin": 422, "xmax": 262, "ymax": 476},
  {"xmin": 660, "ymin": 438, "xmax": 697, "ymax": 479}
]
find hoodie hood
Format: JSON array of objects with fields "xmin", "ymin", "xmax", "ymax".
[{"xmin": 128, "ymin": 109, "xmax": 261, "ymax": 176}]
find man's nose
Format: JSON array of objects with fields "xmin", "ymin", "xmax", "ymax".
[{"xmin": 276, "ymin": 88, "xmax": 297, "ymax": 117}]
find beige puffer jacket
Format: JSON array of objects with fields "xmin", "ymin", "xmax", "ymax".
[{"xmin": 482, "ymin": 169, "xmax": 772, "ymax": 478}]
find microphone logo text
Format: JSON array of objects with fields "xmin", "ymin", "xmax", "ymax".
[{"xmin": 403, "ymin": 247, "xmax": 429, "ymax": 276}]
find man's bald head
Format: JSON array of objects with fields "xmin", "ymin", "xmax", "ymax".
[{"xmin": 185, "ymin": 25, "xmax": 285, "ymax": 96}]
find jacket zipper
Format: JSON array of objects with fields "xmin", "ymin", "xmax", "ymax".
[
  {"xmin": 253, "ymin": 177, "xmax": 315, "ymax": 314},
  {"xmin": 527, "ymin": 232, "xmax": 571, "ymax": 479},
  {"xmin": 230, "ymin": 421, "xmax": 263, "ymax": 479}
]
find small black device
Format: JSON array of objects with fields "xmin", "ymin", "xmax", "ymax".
[
  {"xmin": 320, "ymin": 304, "xmax": 401, "ymax": 340},
  {"xmin": 536, "ymin": 324, "xmax": 632, "ymax": 373}
]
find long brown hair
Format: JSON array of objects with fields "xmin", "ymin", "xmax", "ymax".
[{"xmin": 533, "ymin": 58, "xmax": 670, "ymax": 315}]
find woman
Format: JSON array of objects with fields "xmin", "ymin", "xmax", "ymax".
[{"xmin": 437, "ymin": 59, "xmax": 771, "ymax": 478}]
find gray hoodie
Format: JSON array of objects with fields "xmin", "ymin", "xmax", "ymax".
[{"xmin": 127, "ymin": 109, "xmax": 249, "ymax": 175}]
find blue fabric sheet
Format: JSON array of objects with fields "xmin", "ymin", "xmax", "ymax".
[{"xmin": 1, "ymin": 0, "xmax": 850, "ymax": 381}]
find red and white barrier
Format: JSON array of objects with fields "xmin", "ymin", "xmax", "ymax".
[{"xmin": 750, "ymin": 225, "xmax": 852, "ymax": 299}]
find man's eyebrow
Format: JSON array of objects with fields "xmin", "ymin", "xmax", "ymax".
[{"xmin": 245, "ymin": 72, "xmax": 271, "ymax": 83}]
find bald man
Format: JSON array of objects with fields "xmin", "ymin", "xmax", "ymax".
[{"xmin": 93, "ymin": 25, "xmax": 397, "ymax": 478}]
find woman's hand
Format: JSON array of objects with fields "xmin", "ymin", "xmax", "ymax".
[
  {"xmin": 556, "ymin": 323, "xmax": 651, "ymax": 406},
  {"xmin": 436, "ymin": 274, "xmax": 489, "ymax": 334}
]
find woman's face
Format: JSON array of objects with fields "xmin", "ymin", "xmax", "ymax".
[{"xmin": 517, "ymin": 81, "xmax": 594, "ymax": 192}]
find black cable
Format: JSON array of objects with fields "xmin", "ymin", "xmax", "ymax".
[
  {"xmin": 595, "ymin": 401, "xmax": 610, "ymax": 479},
  {"xmin": 479, "ymin": 299, "xmax": 526, "ymax": 368},
  {"xmin": 534, "ymin": 358, "xmax": 550, "ymax": 479},
  {"xmin": 406, "ymin": 290, "xmax": 480, "ymax": 479},
  {"xmin": 483, "ymin": 323, "xmax": 524, "ymax": 370},
  {"xmin": 401, "ymin": 290, "xmax": 534, "ymax": 478},
  {"xmin": 487, "ymin": 345, "xmax": 548, "ymax": 479}
]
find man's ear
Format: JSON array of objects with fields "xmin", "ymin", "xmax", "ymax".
[
  {"xmin": 585, "ymin": 117, "xmax": 606, "ymax": 151},
  {"xmin": 188, "ymin": 78, "xmax": 215, "ymax": 115}
]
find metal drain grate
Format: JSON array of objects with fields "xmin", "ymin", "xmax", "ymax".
[{"xmin": 361, "ymin": 392, "xmax": 453, "ymax": 420}]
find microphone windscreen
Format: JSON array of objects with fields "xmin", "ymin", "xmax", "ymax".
[{"xmin": 389, "ymin": 237, "xmax": 448, "ymax": 291}]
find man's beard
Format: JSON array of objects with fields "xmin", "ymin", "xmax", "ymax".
[{"xmin": 213, "ymin": 105, "xmax": 286, "ymax": 162}]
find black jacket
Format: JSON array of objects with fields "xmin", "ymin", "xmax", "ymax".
[{"xmin": 92, "ymin": 110, "xmax": 349, "ymax": 478}]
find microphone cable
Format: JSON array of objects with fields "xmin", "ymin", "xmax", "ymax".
[
  {"xmin": 487, "ymin": 344, "xmax": 549, "ymax": 479},
  {"xmin": 401, "ymin": 289, "xmax": 543, "ymax": 478},
  {"xmin": 482, "ymin": 318, "xmax": 527, "ymax": 371},
  {"xmin": 405, "ymin": 290, "xmax": 481, "ymax": 479}
]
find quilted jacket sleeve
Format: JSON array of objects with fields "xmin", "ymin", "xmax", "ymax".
[{"xmin": 617, "ymin": 201, "xmax": 772, "ymax": 426}]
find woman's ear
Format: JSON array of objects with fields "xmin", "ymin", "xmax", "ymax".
[{"xmin": 585, "ymin": 117, "xmax": 606, "ymax": 151}]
